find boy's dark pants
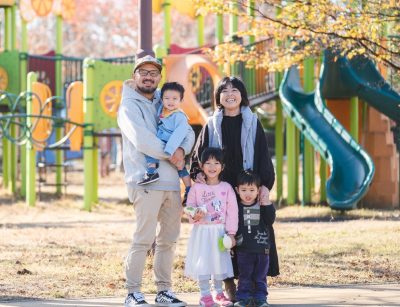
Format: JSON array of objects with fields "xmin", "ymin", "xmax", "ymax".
[{"xmin": 236, "ymin": 251, "xmax": 270, "ymax": 300}]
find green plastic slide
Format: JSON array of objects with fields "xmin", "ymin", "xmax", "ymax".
[
  {"xmin": 279, "ymin": 66, "xmax": 374, "ymax": 210},
  {"xmin": 321, "ymin": 51, "xmax": 400, "ymax": 122}
]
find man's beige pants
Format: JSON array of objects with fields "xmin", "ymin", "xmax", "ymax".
[{"xmin": 125, "ymin": 188, "xmax": 182, "ymax": 293}]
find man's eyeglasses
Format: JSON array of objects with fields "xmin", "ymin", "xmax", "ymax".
[{"xmin": 136, "ymin": 69, "xmax": 160, "ymax": 77}]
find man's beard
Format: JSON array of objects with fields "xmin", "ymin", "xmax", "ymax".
[{"xmin": 137, "ymin": 84, "xmax": 157, "ymax": 94}]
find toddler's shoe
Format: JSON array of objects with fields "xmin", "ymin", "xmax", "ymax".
[
  {"xmin": 199, "ymin": 294, "xmax": 217, "ymax": 307},
  {"xmin": 137, "ymin": 172, "xmax": 159, "ymax": 185},
  {"xmin": 214, "ymin": 292, "xmax": 233, "ymax": 306}
]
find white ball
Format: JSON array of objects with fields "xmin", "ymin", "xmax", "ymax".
[{"xmin": 222, "ymin": 235, "xmax": 233, "ymax": 249}]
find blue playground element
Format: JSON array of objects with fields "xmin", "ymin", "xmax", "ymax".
[{"xmin": 36, "ymin": 131, "xmax": 82, "ymax": 165}]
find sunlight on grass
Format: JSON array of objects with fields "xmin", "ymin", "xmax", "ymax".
[{"xmin": 1, "ymin": 201, "xmax": 399, "ymax": 299}]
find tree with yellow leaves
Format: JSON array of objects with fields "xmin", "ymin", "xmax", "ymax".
[{"xmin": 194, "ymin": 0, "xmax": 400, "ymax": 73}]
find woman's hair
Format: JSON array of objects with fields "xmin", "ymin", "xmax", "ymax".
[
  {"xmin": 214, "ymin": 76, "xmax": 250, "ymax": 109},
  {"xmin": 161, "ymin": 81, "xmax": 185, "ymax": 100},
  {"xmin": 200, "ymin": 147, "xmax": 224, "ymax": 165},
  {"xmin": 237, "ymin": 169, "xmax": 261, "ymax": 188}
]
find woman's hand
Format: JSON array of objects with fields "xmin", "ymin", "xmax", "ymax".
[
  {"xmin": 259, "ymin": 185, "xmax": 271, "ymax": 206},
  {"xmin": 195, "ymin": 172, "xmax": 207, "ymax": 184}
]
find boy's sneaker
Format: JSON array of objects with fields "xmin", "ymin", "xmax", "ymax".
[
  {"xmin": 214, "ymin": 292, "xmax": 233, "ymax": 306},
  {"xmin": 125, "ymin": 292, "xmax": 150, "ymax": 306},
  {"xmin": 155, "ymin": 290, "xmax": 187, "ymax": 306},
  {"xmin": 233, "ymin": 299, "xmax": 251, "ymax": 307},
  {"xmin": 254, "ymin": 299, "xmax": 270, "ymax": 307},
  {"xmin": 137, "ymin": 172, "xmax": 159, "ymax": 185},
  {"xmin": 199, "ymin": 294, "xmax": 217, "ymax": 307}
]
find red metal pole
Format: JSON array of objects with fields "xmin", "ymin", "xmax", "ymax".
[{"xmin": 137, "ymin": 0, "xmax": 154, "ymax": 58}]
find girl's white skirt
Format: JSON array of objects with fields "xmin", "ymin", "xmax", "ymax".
[{"xmin": 184, "ymin": 224, "xmax": 233, "ymax": 281}]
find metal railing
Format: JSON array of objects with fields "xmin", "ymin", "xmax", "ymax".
[
  {"xmin": 23, "ymin": 54, "xmax": 136, "ymax": 98},
  {"xmin": 185, "ymin": 39, "xmax": 278, "ymax": 112}
]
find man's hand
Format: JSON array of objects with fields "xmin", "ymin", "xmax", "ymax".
[
  {"xmin": 259, "ymin": 185, "xmax": 271, "ymax": 206},
  {"xmin": 169, "ymin": 147, "xmax": 185, "ymax": 168}
]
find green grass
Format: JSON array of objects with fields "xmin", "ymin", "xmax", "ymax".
[{"xmin": 0, "ymin": 200, "xmax": 399, "ymax": 300}]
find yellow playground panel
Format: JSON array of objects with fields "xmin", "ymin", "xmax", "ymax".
[
  {"xmin": 0, "ymin": 0, "xmax": 15, "ymax": 6},
  {"xmin": 152, "ymin": 0, "xmax": 197, "ymax": 18},
  {"xmin": 99, "ymin": 80, "xmax": 123, "ymax": 119},
  {"xmin": 32, "ymin": 81, "xmax": 52, "ymax": 150},
  {"xmin": 66, "ymin": 81, "xmax": 83, "ymax": 151},
  {"xmin": 0, "ymin": 66, "xmax": 9, "ymax": 90}
]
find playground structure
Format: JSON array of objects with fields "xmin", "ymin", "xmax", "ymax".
[{"xmin": 0, "ymin": 0, "xmax": 398, "ymax": 210}]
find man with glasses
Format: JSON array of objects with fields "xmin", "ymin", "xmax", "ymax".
[{"xmin": 118, "ymin": 55, "xmax": 194, "ymax": 306}]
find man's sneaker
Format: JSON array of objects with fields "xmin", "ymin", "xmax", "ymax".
[
  {"xmin": 125, "ymin": 292, "xmax": 150, "ymax": 307},
  {"xmin": 199, "ymin": 294, "xmax": 217, "ymax": 307},
  {"xmin": 137, "ymin": 172, "xmax": 159, "ymax": 185},
  {"xmin": 233, "ymin": 299, "xmax": 251, "ymax": 307},
  {"xmin": 254, "ymin": 299, "xmax": 270, "ymax": 307},
  {"xmin": 214, "ymin": 292, "xmax": 233, "ymax": 306},
  {"xmin": 155, "ymin": 290, "xmax": 187, "ymax": 306}
]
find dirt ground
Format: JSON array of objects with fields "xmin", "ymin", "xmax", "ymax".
[{"xmin": 1, "ymin": 164, "xmax": 400, "ymax": 301}]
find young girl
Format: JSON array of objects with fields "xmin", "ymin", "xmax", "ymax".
[{"xmin": 184, "ymin": 147, "xmax": 238, "ymax": 307}]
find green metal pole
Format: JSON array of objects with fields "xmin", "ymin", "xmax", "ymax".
[
  {"xmin": 26, "ymin": 72, "xmax": 37, "ymax": 207},
  {"xmin": 303, "ymin": 57, "xmax": 315, "ymax": 204},
  {"xmin": 247, "ymin": 0, "xmax": 256, "ymax": 95},
  {"xmin": 294, "ymin": 128, "xmax": 300, "ymax": 202},
  {"xmin": 197, "ymin": 15, "xmax": 205, "ymax": 47},
  {"xmin": 93, "ymin": 141, "xmax": 98, "ymax": 203},
  {"xmin": 319, "ymin": 98, "xmax": 328, "ymax": 204},
  {"xmin": 83, "ymin": 58, "xmax": 95, "ymax": 211},
  {"xmin": 163, "ymin": 0, "xmax": 171, "ymax": 51},
  {"xmin": 11, "ymin": 5, "xmax": 17, "ymax": 49},
  {"xmin": 275, "ymin": 7, "xmax": 284, "ymax": 203},
  {"xmin": 216, "ymin": 14, "xmax": 224, "ymax": 73},
  {"xmin": 319, "ymin": 55, "xmax": 327, "ymax": 203},
  {"xmin": 4, "ymin": 7, "xmax": 11, "ymax": 50},
  {"xmin": 350, "ymin": 96, "xmax": 359, "ymax": 142},
  {"xmin": 286, "ymin": 118, "xmax": 296, "ymax": 205},
  {"xmin": 55, "ymin": 15, "xmax": 63, "ymax": 195},
  {"xmin": 20, "ymin": 21, "xmax": 28, "ymax": 197},
  {"xmin": 229, "ymin": 0, "xmax": 238, "ymax": 76},
  {"xmin": 275, "ymin": 72, "xmax": 284, "ymax": 202},
  {"xmin": 2, "ymin": 138, "xmax": 9, "ymax": 189},
  {"xmin": 216, "ymin": 14, "xmax": 223, "ymax": 44}
]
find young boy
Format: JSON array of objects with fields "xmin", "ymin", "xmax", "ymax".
[
  {"xmin": 234, "ymin": 170, "xmax": 277, "ymax": 307},
  {"xmin": 137, "ymin": 81, "xmax": 192, "ymax": 203}
]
